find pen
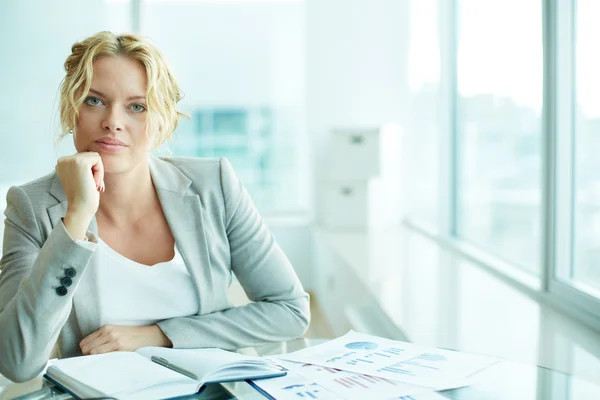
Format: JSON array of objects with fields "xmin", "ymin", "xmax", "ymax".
[{"xmin": 151, "ymin": 356, "xmax": 199, "ymax": 380}]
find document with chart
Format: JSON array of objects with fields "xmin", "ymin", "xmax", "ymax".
[
  {"xmin": 266, "ymin": 359, "xmax": 439, "ymax": 400},
  {"xmin": 274, "ymin": 331, "xmax": 498, "ymax": 388},
  {"xmin": 252, "ymin": 360, "xmax": 450, "ymax": 400},
  {"xmin": 251, "ymin": 366, "xmax": 345, "ymax": 400}
]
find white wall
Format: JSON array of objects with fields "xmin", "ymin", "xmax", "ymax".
[
  {"xmin": 140, "ymin": 1, "xmax": 309, "ymax": 213},
  {"xmin": 306, "ymin": 0, "xmax": 411, "ymax": 218},
  {"xmin": 0, "ymin": 0, "xmax": 128, "ymax": 184},
  {"xmin": 141, "ymin": 1, "xmax": 305, "ymax": 109}
]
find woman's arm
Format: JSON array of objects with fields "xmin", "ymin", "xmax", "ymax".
[
  {"xmin": 0, "ymin": 186, "xmax": 97, "ymax": 382},
  {"xmin": 156, "ymin": 158, "xmax": 310, "ymax": 349}
]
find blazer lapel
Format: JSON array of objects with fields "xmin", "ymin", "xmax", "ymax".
[
  {"xmin": 44, "ymin": 156, "xmax": 214, "ymax": 337},
  {"xmin": 149, "ymin": 156, "xmax": 214, "ymax": 314},
  {"xmin": 47, "ymin": 175, "xmax": 101, "ymax": 338}
]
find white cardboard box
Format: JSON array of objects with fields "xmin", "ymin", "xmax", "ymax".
[
  {"xmin": 318, "ymin": 177, "xmax": 401, "ymax": 230},
  {"xmin": 326, "ymin": 124, "xmax": 402, "ymax": 181}
]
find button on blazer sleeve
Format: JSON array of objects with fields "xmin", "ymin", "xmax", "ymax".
[
  {"xmin": 0, "ymin": 186, "xmax": 97, "ymax": 382},
  {"xmin": 156, "ymin": 158, "xmax": 310, "ymax": 349}
]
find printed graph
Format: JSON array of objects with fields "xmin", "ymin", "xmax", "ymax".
[
  {"xmin": 340, "ymin": 347, "xmax": 405, "ymax": 366},
  {"xmin": 304, "ymin": 365, "xmax": 341, "ymax": 374},
  {"xmin": 377, "ymin": 352, "xmax": 449, "ymax": 376},
  {"xmin": 344, "ymin": 341, "xmax": 379, "ymax": 350},
  {"xmin": 347, "ymin": 358, "xmax": 375, "ymax": 366},
  {"xmin": 282, "ymin": 383, "xmax": 324, "ymax": 399},
  {"xmin": 382, "ymin": 348, "xmax": 404, "ymax": 355},
  {"xmin": 378, "ymin": 362, "xmax": 416, "ymax": 376},
  {"xmin": 332, "ymin": 374, "xmax": 399, "ymax": 390},
  {"xmin": 300, "ymin": 363, "xmax": 402, "ymax": 393},
  {"xmin": 326, "ymin": 351, "xmax": 358, "ymax": 363},
  {"xmin": 274, "ymin": 331, "xmax": 496, "ymax": 393},
  {"xmin": 402, "ymin": 353, "xmax": 447, "ymax": 371}
]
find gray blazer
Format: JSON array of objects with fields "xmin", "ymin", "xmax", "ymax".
[{"xmin": 0, "ymin": 156, "xmax": 310, "ymax": 382}]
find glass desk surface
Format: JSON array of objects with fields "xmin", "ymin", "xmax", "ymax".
[{"xmin": 2, "ymin": 338, "xmax": 600, "ymax": 400}]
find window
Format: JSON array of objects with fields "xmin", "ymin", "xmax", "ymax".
[
  {"xmin": 400, "ymin": 0, "xmax": 600, "ymax": 330},
  {"xmin": 456, "ymin": 0, "xmax": 543, "ymax": 274},
  {"xmin": 572, "ymin": 0, "xmax": 600, "ymax": 294}
]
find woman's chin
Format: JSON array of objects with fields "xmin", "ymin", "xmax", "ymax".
[{"xmin": 100, "ymin": 157, "xmax": 129, "ymax": 174}]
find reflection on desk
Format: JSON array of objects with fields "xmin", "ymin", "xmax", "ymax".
[{"xmin": 2, "ymin": 338, "xmax": 600, "ymax": 399}]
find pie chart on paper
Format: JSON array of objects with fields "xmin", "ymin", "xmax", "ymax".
[{"xmin": 344, "ymin": 342, "xmax": 379, "ymax": 350}]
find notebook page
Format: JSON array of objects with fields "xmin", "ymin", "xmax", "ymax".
[
  {"xmin": 46, "ymin": 367, "xmax": 104, "ymax": 399},
  {"xmin": 136, "ymin": 347, "xmax": 267, "ymax": 382},
  {"xmin": 50, "ymin": 352, "xmax": 199, "ymax": 396}
]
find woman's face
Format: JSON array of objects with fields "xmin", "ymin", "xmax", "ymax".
[{"xmin": 75, "ymin": 55, "xmax": 150, "ymax": 174}]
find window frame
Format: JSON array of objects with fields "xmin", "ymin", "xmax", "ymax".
[
  {"xmin": 404, "ymin": 0, "xmax": 600, "ymax": 332},
  {"xmin": 545, "ymin": 0, "xmax": 600, "ymax": 326}
]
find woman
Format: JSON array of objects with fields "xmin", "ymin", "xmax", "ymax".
[{"xmin": 0, "ymin": 31, "xmax": 310, "ymax": 383}]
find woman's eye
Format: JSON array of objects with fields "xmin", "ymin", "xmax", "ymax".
[
  {"xmin": 130, "ymin": 104, "xmax": 146, "ymax": 113},
  {"xmin": 85, "ymin": 97, "xmax": 103, "ymax": 106}
]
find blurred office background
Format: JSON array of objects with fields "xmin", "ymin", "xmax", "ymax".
[{"xmin": 2, "ymin": 0, "xmax": 600, "ymax": 395}]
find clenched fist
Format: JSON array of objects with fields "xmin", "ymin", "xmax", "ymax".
[{"xmin": 56, "ymin": 152, "xmax": 105, "ymax": 240}]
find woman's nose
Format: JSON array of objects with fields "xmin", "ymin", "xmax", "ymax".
[{"xmin": 101, "ymin": 106, "xmax": 124, "ymax": 132}]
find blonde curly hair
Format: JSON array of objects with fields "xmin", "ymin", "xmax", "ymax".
[{"xmin": 58, "ymin": 31, "xmax": 187, "ymax": 148}]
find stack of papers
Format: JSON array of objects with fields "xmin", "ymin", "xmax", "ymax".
[{"xmin": 252, "ymin": 331, "xmax": 498, "ymax": 400}]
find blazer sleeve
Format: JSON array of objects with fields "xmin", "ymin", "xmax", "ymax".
[
  {"xmin": 0, "ymin": 186, "xmax": 98, "ymax": 382},
  {"xmin": 157, "ymin": 158, "xmax": 310, "ymax": 349}
]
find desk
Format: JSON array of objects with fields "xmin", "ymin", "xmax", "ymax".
[
  {"xmin": 315, "ymin": 227, "xmax": 600, "ymax": 386},
  {"xmin": 2, "ymin": 338, "xmax": 600, "ymax": 399}
]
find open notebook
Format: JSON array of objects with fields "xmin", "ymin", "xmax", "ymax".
[{"xmin": 44, "ymin": 347, "xmax": 286, "ymax": 400}]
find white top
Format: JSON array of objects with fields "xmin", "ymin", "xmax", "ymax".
[{"xmin": 95, "ymin": 238, "xmax": 200, "ymax": 327}]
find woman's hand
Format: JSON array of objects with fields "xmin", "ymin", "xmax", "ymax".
[
  {"xmin": 79, "ymin": 325, "xmax": 173, "ymax": 355},
  {"xmin": 56, "ymin": 152, "xmax": 104, "ymax": 240}
]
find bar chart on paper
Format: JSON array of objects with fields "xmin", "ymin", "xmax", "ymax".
[
  {"xmin": 291, "ymin": 363, "xmax": 429, "ymax": 400},
  {"xmin": 277, "ymin": 331, "xmax": 498, "ymax": 388},
  {"xmin": 251, "ymin": 369, "xmax": 345, "ymax": 400},
  {"xmin": 379, "ymin": 353, "xmax": 448, "ymax": 376},
  {"xmin": 255, "ymin": 366, "xmax": 448, "ymax": 400},
  {"xmin": 282, "ymin": 383, "xmax": 321, "ymax": 398},
  {"xmin": 342, "ymin": 347, "xmax": 406, "ymax": 366},
  {"xmin": 323, "ymin": 348, "xmax": 452, "ymax": 382}
]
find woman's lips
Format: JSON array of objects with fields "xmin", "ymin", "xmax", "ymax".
[{"xmin": 95, "ymin": 141, "xmax": 128, "ymax": 152}]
